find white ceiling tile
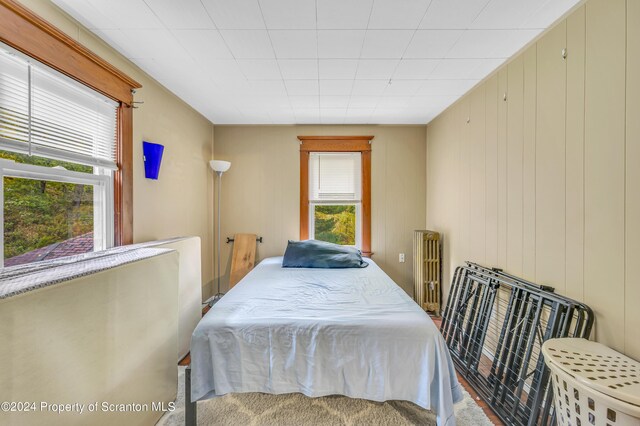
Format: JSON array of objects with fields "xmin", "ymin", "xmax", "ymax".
[
  {"xmin": 198, "ymin": 105, "xmax": 245, "ymax": 123},
  {"xmin": 215, "ymin": 79, "xmax": 252, "ymax": 96},
  {"xmin": 377, "ymin": 97, "xmax": 415, "ymax": 108},
  {"xmin": 237, "ymin": 96, "xmax": 291, "ymax": 108},
  {"xmin": 172, "ymin": 30, "xmax": 233, "ymax": 61},
  {"xmin": 355, "ymin": 60, "xmax": 399, "ymax": 80},
  {"xmin": 237, "ymin": 59, "xmax": 282, "ymax": 80},
  {"xmin": 132, "ymin": 57, "xmax": 213, "ymax": 96},
  {"xmin": 373, "ymin": 110, "xmax": 429, "ymax": 124},
  {"xmin": 97, "ymin": 29, "xmax": 186, "ymax": 59},
  {"xmin": 278, "ymin": 60, "xmax": 318, "ymax": 79},
  {"xmin": 51, "ymin": 0, "xmax": 117, "ymax": 29},
  {"xmin": 316, "ymin": 0, "xmax": 373, "ymax": 29},
  {"xmin": 320, "ymin": 108, "xmax": 348, "ymax": 116},
  {"xmin": 419, "ymin": 0, "xmax": 491, "ymax": 29},
  {"xmin": 87, "ymin": 0, "xmax": 162, "ymax": 29},
  {"xmin": 351, "ymin": 80, "xmax": 390, "ymax": 96},
  {"xmin": 57, "ymin": 0, "xmax": 576, "ymax": 125},
  {"xmin": 220, "ymin": 30, "xmax": 274, "ymax": 58},
  {"xmin": 399, "ymin": 96, "xmax": 449, "ymax": 107},
  {"xmin": 472, "ymin": 58, "xmax": 506, "ymax": 77},
  {"xmin": 144, "ymin": 0, "xmax": 216, "ymax": 29},
  {"xmin": 417, "ymin": 79, "xmax": 479, "ymax": 96},
  {"xmin": 295, "ymin": 108, "xmax": 321, "ymax": 123},
  {"xmin": 93, "ymin": 29, "xmax": 130, "ymax": 54},
  {"xmin": 259, "ymin": 0, "xmax": 316, "ymax": 29},
  {"xmin": 289, "ymin": 96, "xmax": 319, "ymax": 108},
  {"xmin": 348, "ymin": 96, "xmax": 380, "ymax": 108},
  {"xmin": 267, "ymin": 98, "xmax": 294, "ymax": 109},
  {"xmin": 269, "ymin": 112, "xmax": 296, "ymax": 124},
  {"xmin": 285, "ymin": 80, "xmax": 319, "ymax": 96},
  {"xmin": 320, "ymin": 108, "xmax": 347, "ymax": 124},
  {"xmin": 201, "ymin": 0, "xmax": 265, "ymax": 29},
  {"xmin": 346, "ymin": 117, "xmax": 374, "ymax": 124},
  {"xmin": 429, "ymin": 59, "xmax": 479, "ymax": 79},
  {"xmin": 270, "ymin": 103, "xmax": 297, "ymax": 113},
  {"xmin": 247, "ymin": 80, "xmax": 287, "ymax": 96},
  {"xmin": 404, "ymin": 30, "xmax": 463, "ymax": 58},
  {"xmin": 470, "ymin": 0, "xmax": 547, "ymax": 29},
  {"xmin": 393, "ymin": 59, "xmax": 439, "ymax": 79},
  {"xmin": 318, "ymin": 59, "xmax": 359, "ymax": 80},
  {"xmin": 319, "ymin": 80, "xmax": 353, "ymax": 96},
  {"xmin": 383, "ymin": 80, "xmax": 423, "ymax": 96},
  {"xmin": 321, "ymin": 117, "xmax": 346, "ymax": 124},
  {"xmin": 346, "ymin": 107, "xmax": 375, "ymax": 116},
  {"xmin": 317, "ymin": 30, "xmax": 366, "ymax": 59},
  {"xmin": 360, "ymin": 30, "xmax": 414, "ymax": 59},
  {"xmin": 368, "ymin": 0, "xmax": 431, "ymax": 29},
  {"xmin": 241, "ymin": 112, "xmax": 272, "ymax": 124},
  {"xmin": 408, "ymin": 95, "xmax": 458, "ymax": 109},
  {"xmin": 446, "ymin": 29, "xmax": 540, "ymax": 58},
  {"xmin": 430, "ymin": 58, "xmax": 504, "ymax": 79},
  {"xmin": 320, "ymin": 96, "xmax": 350, "ymax": 108},
  {"xmin": 521, "ymin": 0, "xmax": 581, "ymax": 29},
  {"xmin": 203, "ymin": 60, "xmax": 248, "ymax": 83},
  {"xmin": 269, "ymin": 30, "xmax": 317, "ymax": 58}
]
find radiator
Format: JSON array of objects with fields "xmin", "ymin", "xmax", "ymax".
[{"xmin": 413, "ymin": 230, "xmax": 441, "ymax": 316}]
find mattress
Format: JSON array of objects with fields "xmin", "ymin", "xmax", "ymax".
[{"xmin": 190, "ymin": 257, "xmax": 463, "ymax": 426}]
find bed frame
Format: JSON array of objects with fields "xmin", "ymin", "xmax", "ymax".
[{"xmin": 185, "ymin": 366, "xmax": 197, "ymax": 426}]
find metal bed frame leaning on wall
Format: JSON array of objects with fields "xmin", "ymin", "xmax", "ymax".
[{"xmin": 440, "ymin": 262, "xmax": 594, "ymax": 426}]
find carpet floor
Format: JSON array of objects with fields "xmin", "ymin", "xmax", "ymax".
[{"xmin": 156, "ymin": 367, "xmax": 494, "ymax": 426}]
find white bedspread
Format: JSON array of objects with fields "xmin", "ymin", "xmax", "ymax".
[{"xmin": 190, "ymin": 257, "xmax": 463, "ymax": 425}]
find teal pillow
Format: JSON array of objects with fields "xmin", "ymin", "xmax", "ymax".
[{"xmin": 282, "ymin": 240, "xmax": 369, "ymax": 268}]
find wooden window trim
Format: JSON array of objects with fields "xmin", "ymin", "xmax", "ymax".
[
  {"xmin": 0, "ymin": 0, "xmax": 141, "ymax": 245},
  {"xmin": 298, "ymin": 136, "xmax": 373, "ymax": 257}
]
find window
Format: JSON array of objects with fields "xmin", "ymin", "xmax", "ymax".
[
  {"xmin": 299, "ymin": 136, "xmax": 372, "ymax": 256},
  {"xmin": 1, "ymin": 0, "xmax": 141, "ymax": 250},
  {"xmin": 308, "ymin": 152, "xmax": 361, "ymax": 246},
  {"xmin": 0, "ymin": 44, "xmax": 116, "ymax": 267}
]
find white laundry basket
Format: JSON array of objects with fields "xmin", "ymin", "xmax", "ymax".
[{"xmin": 542, "ymin": 338, "xmax": 640, "ymax": 426}]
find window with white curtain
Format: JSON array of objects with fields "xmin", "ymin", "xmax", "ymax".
[
  {"xmin": 308, "ymin": 152, "xmax": 362, "ymax": 247},
  {"xmin": 0, "ymin": 43, "xmax": 116, "ymax": 267}
]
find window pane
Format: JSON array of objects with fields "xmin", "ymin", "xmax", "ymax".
[
  {"xmin": 0, "ymin": 149, "xmax": 93, "ymax": 173},
  {"xmin": 314, "ymin": 205, "xmax": 356, "ymax": 245},
  {"xmin": 4, "ymin": 176, "xmax": 94, "ymax": 266}
]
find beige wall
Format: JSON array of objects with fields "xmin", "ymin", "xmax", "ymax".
[
  {"xmin": 214, "ymin": 125, "xmax": 426, "ymax": 296},
  {"xmin": 16, "ymin": 0, "xmax": 216, "ymax": 296},
  {"xmin": 426, "ymin": 0, "xmax": 640, "ymax": 359}
]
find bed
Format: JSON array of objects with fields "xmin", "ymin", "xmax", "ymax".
[{"xmin": 188, "ymin": 256, "xmax": 463, "ymax": 426}]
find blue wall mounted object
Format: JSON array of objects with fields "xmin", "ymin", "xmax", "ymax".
[{"xmin": 143, "ymin": 141, "xmax": 164, "ymax": 180}]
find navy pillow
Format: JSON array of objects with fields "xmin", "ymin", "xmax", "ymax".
[{"xmin": 282, "ymin": 240, "xmax": 369, "ymax": 268}]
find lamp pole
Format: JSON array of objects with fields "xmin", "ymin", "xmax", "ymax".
[
  {"xmin": 206, "ymin": 160, "xmax": 231, "ymax": 307},
  {"xmin": 214, "ymin": 170, "xmax": 223, "ymax": 301}
]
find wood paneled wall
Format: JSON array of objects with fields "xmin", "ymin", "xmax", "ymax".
[{"xmin": 426, "ymin": 0, "xmax": 640, "ymax": 359}]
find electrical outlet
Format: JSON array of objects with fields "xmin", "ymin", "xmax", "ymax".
[{"xmin": 399, "ymin": 253, "xmax": 405, "ymax": 263}]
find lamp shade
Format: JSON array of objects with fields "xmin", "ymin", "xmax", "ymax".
[
  {"xmin": 210, "ymin": 160, "xmax": 231, "ymax": 173},
  {"xmin": 143, "ymin": 141, "xmax": 164, "ymax": 180}
]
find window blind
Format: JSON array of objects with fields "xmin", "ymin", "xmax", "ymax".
[
  {"xmin": 309, "ymin": 152, "xmax": 361, "ymax": 201},
  {"xmin": 0, "ymin": 45, "xmax": 118, "ymax": 169}
]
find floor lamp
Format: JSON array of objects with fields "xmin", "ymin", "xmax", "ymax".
[{"xmin": 207, "ymin": 159, "xmax": 231, "ymax": 307}]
